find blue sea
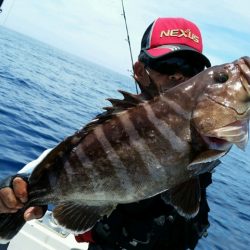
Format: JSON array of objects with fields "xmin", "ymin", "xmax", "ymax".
[{"xmin": 0, "ymin": 26, "xmax": 249, "ymax": 249}]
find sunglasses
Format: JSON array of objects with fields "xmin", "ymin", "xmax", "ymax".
[{"xmin": 146, "ymin": 57, "xmax": 204, "ymax": 77}]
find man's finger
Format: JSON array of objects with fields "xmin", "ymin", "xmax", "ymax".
[
  {"xmin": 0, "ymin": 189, "xmax": 21, "ymax": 212},
  {"xmin": 12, "ymin": 177, "xmax": 28, "ymax": 203},
  {"xmin": 24, "ymin": 207, "xmax": 44, "ymax": 221},
  {"xmin": 0, "ymin": 198, "xmax": 18, "ymax": 213}
]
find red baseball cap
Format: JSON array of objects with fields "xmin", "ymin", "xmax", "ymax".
[{"xmin": 140, "ymin": 17, "xmax": 211, "ymax": 67}]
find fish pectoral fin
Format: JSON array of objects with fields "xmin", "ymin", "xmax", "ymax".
[
  {"xmin": 188, "ymin": 158, "xmax": 222, "ymax": 175},
  {"xmin": 161, "ymin": 177, "xmax": 201, "ymax": 218},
  {"xmin": 189, "ymin": 149, "xmax": 227, "ymax": 166},
  {"xmin": 187, "ymin": 150, "xmax": 227, "ymax": 175},
  {"xmin": 53, "ymin": 202, "xmax": 114, "ymax": 233}
]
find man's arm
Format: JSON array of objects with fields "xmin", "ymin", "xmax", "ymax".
[{"xmin": 0, "ymin": 148, "xmax": 52, "ymax": 219}]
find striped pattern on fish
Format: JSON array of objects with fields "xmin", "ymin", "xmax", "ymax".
[
  {"xmin": 40, "ymin": 99, "xmax": 192, "ymax": 206},
  {"xmin": 0, "ymin": 56, "xmax": 250, "ymax": 242}
]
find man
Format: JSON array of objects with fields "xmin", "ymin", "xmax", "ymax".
[{"xmin": 0, "ymin": 17, "xmax": 218, "ymax": 249}]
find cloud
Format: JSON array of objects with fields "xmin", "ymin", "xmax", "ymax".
[{"xmin": 1, "ymin": 0, "xmax": 250, "ymax": 74}]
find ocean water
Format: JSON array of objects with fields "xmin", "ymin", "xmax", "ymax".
[{"xmin": 0, "ymin": 26, "xmax": 249, "ymax": 249}]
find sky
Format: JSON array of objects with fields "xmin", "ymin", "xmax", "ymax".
[{"xmin": 0, "ymin": 0, "xmax": 250, "ymax": 75}]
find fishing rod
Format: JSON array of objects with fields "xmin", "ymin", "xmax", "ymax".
[
  {"xmin": 0, "ymin": 0, "xmax": 16, "ymax": 26},
  {"xmin": 121, "ymin": 0, "xmax": 139, "ymax": 94},
  {"xmin": 0, "ymin": 0, "xmax": 4, "ymax": 13}
]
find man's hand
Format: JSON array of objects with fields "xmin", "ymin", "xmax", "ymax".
[{"xmin": 0, "ymin": 177, "xmax": 44, "ymax": 220}]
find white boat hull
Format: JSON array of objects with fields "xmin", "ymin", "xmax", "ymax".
[{"xmin": 7, "ymin": 212, "xmax": 88, "ymax": 250}]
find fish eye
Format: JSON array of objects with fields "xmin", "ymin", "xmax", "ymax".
[{"xmin": 214, "ymin": 72, "xmax": 229, "ymax": 83}]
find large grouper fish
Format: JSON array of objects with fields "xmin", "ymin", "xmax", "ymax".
[{"xmin": 0, "ymin": 57, "xmax": 250, "ymax": 243}]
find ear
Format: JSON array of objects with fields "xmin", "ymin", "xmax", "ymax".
[
  {"xmin": 134, "ymin": 61, "xmax": 159, "ymax": 98},
  {"xmin": 134, "ymin": 61, "xmax": 148, "ymax": 83}
]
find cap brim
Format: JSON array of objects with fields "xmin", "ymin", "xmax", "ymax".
[{"xmin": 143, "ymin": 45, "xmax": 211, "ymax": 68}]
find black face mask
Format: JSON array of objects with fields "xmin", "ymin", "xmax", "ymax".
[{"xmin": 146, "ymin": 57, "xmax": 205, "ymax": 77}]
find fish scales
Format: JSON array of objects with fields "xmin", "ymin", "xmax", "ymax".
[
  {"xmin": 143, "ymin": 99, "xmax": 191, "ymax": 150},
  {"xmin": 64, "ymin": 99, "xmax": 190, "ymax": 202},
  {"xmin": 64, "ymin": 154, "xmax": 92, "ymax": 187},
  {"xmin": 73, "ymin": 148, "xmax": 111, "ymax": 199},
  {"xmin": 0, "ymin": 57, "xmax": 250, "ymax": 243},
  {"xmin": 90, "ymin": 110, "xmax": 166, "ymax": 195},
  {"xmin": 81, "ymin": 121, "xmax": 139, "ymax": 199},
  {"xmin": 60, "ymin": 119, "xmax": 146, "ymax": 201},
  {"xmin": 71, "ymin": 109, "xmax": 168, "ymax": 201},
  {"xmin": 89, "ymin": 101, "xmax": 188, "ymax": 198},
  {"xmin": 96, "ymin": 117, "xmax": 152, "ymax": 190},
  {"xmin": 117, "ymin": 104, "xmax": 190, "ymax": 180},
  {"xmin": 82, "ymin": 133, "xmax": 121, "ymax": 184},
  {"xmin": 119, "ymin": 112, "xmax": 166, "ymax": 182},
  {"xmin": 93, "ymin": 125, "xmax": 135, "ymax": 192},
  {"xmin": 34, "ymin": 98, "xmax": 193, "ymax": 205}
]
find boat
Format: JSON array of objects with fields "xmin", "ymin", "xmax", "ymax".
[{"xmin": 7, "ymin": 211, "xmax": 88, "ymax": 250}]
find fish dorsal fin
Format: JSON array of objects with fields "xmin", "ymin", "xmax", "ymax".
[
  {"xmin": 108, "ymin": 90, "xmax": 143, "ymax": 107},
  {"xmin": 118, "ymin": 90, "xmax": 145, "ymax": 103},
  {"xmin": 106, "ymin": 98, "xmax": 136, "ymax": 109},
  {"xmin": 52, "ymin": 202, "xmax": 114, "ymax": 233},
  {"xmin": 84, "ymin": 89, "xmax": 146, "ymax": 129},
  {"xmin": 161, "ymin": 177, "xmax": 201, "ymax": 218}
]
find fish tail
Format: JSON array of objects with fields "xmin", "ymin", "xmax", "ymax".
[{"xmin": 0, "ymin": 209, "xmax": 26, "ymax": 243}]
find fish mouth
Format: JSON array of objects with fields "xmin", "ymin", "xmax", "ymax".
[{"xmin": 202, "ymin": 120, "xmax": 249, "ymax": 150}]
